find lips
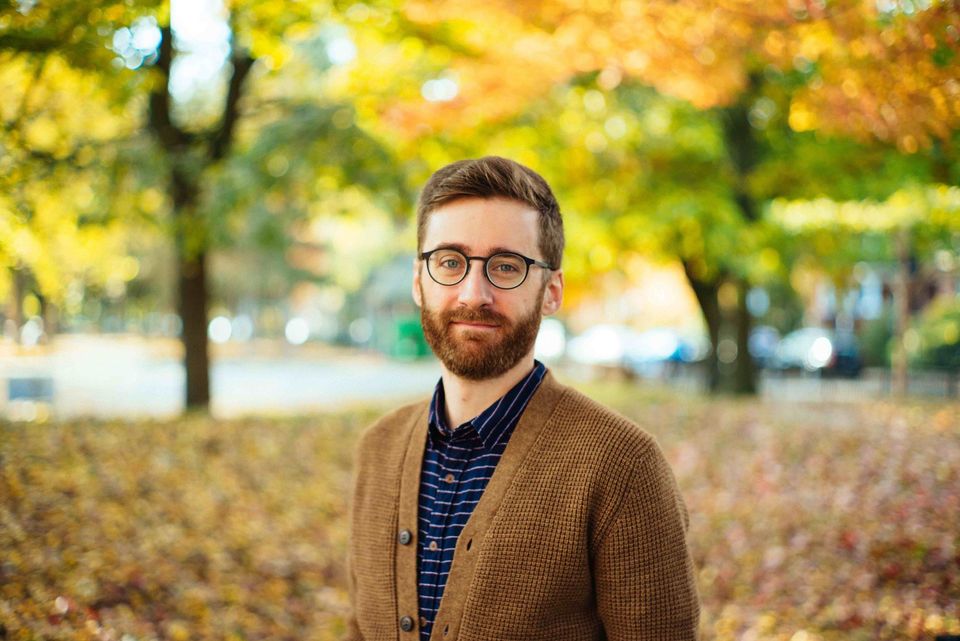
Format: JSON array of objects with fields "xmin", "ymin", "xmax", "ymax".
[
  {"xmin": 446, "ymin": 309, "xmax": 507, "ymax": 328},
  {"xmin": 451, "ymin": 321, "xmax": 499, "ymax": 329}
]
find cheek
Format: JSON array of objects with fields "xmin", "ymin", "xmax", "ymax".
[{"xmin": 418, "ymin": 282, "xmax": 455, "ymax": 310}]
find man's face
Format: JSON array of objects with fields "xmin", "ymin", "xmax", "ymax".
[{"xmin": 413, "ymin": 197, "xmax": 563, "ymax": 380}]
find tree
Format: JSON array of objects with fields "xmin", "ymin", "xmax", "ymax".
[
  {"xmin": 0, "ymin": 32, "xmax": 150, "ymax": 339},
  {"xmin": 772, "ymin": 184, "xmax": 960, "ymax": 393},
  {"xmin": 341, "ymin": 0, "xmax": 959, "ymax": 393},
  {"xmin": 3, "ymin": 0, "xmax": 408, "ymax": 409}
]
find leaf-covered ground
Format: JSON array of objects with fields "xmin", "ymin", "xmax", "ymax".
[{"xmin": 1, "ymin": 384, "xmax": 957, "ymax": 641}]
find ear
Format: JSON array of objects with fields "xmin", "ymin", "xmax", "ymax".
[
  {"xmin": 540, "ymin": 269, "xmax": 563, "ymax": 316},
  {"xmin": 412, "ymin": 257, "xmax": 423, "ymax": 308}
]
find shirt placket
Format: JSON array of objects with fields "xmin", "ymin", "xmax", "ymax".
[
  {"xmin": 436, "ymin": 437, "xmax": 470, "ymax": 591},
  {"xmin": 417, "ymin": 364, "xmax": 544, "ymax": 640}
]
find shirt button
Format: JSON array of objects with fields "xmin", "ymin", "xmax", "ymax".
[
  {"xmin": 399, "ymin": 615, "xmax": 415, "ymax": 632},
  {"xmin": 428, "ymin": 540, "xmax": 439, "ymax": 551},
  {"xmin": 419, "ymin": 616, "xmax": 428, "ymax": 628},
  {"xmin": 444, "ymin": 473, "xmax": 455, "ymax": 483},
  {"xmin": 398, "ymin": 529, "xmax": 412, "ymax": 545}
]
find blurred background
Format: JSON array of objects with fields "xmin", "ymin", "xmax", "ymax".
[{"xmin": 1, "ymin": 0, "xmax": 958, "ymax": 640}]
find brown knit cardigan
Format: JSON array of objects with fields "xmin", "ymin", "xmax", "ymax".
[{"xmin": 344, "ymin": 372, "xmax": 700, "ymax": 641}]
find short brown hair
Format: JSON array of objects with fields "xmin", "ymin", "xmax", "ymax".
[{"xmin": 416, "ymin": 156, "xmax": 564, "ymax": 268}]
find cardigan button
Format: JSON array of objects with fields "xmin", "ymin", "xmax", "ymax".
[
  {"xmin": 398, "ymin": 529, "xmax": 412, "ymax": 545},
  {"xmin": 399, "ymin": 615, "xmax": 415, "ymax": 632}
]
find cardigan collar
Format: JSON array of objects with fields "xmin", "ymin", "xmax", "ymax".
[{"xmin": 426, "ymin": 360, "xmax": 548, "ymax": 450}]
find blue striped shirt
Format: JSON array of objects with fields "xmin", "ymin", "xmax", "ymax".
[{"xmin": 416, "ymin": 360, "xmax": 547, "ymax": 640}]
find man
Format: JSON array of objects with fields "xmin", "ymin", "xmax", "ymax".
[{"xmin": 344, "ymin": 156, "xmax": 699, "ymax": 641}]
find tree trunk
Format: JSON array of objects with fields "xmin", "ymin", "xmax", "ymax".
[
  {"xmin": 172, "ymin": 163, "xmax": 210, "ymax": 409},
  {"xmin": 148, "ymin": 21, "xmax": 254, "ymax": 412},
  {"xmin": 717, "ymin": 78, "xmax": 762, "ymax": 395},
  {"xmin": 9, "ymin": 267, "xmax": 26, "ymax": 337},
  {"xmin": 178, "ymin": 248, "xmax": 210, "ymax": 408},
  {"xmin": 682, "ymin": 260, "xmax": 722, "ymax": 392},
  {"xmin": 891, "ymin": 228, "xmax": 911, "ymax": 396},
  {"xmin": 37, "ymin": 292, "xmax": 57, "ymax": 341},
  {"xmin": 732, "ymin": 277, "xmax": 756, "ymax": 394}
]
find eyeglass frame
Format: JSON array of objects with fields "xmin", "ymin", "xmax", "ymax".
[{"xmin": 419, "ymin": 247, "xmax": 556, "ymax": 290}]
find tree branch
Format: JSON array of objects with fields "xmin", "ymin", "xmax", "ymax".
[
  {"xmin": 6, "ymin": 56, "xmax": 47, "ymax": 134},
  {"xmin": 147, "ymin": 24, "xmax": 191, "ymax": 150},
  {"xmin": 0, "ymin": 30, "xmax": 62, "ymax": 53},
  {"xmin": 209, "ymin": 51, "xmax": 255, "ymax": 161}
]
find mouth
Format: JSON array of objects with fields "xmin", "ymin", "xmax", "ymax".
[{"xmin": 451, "ymin": 321, "xmax": 500, "ymax": 330}]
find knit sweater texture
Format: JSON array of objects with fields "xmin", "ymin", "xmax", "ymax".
[{"xmin": 344, "ymin": 371, "xmax": 700, "ymax": 641}]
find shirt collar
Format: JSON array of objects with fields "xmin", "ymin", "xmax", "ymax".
[{"xmin": 428, "ymin": 360, "xmax": 547, "ymax": 450}]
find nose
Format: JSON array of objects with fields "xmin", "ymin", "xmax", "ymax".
[{"xmin": 456, "ymin": 258, "xmax": 495, "ymax": 307}]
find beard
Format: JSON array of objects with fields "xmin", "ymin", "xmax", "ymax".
[{"xmin": 420, "ymin": 286, "xmax": 544, "ymax": 381}]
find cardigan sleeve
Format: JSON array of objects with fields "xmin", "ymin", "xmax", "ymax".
[
  {"xmin": 341, "ymin": 432, "xmax": 368, "ymax": 641},
  {"xmin": 593, "ymin": 441, "xmax": 700, "ymax": 640},
  {"xmin": 341, "ymin": 552, "xmax": 364, "ymax": 641}
]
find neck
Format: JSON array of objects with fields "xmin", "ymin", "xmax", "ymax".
[{"xmin": 440, "ymin": 352, "xmax": 536, "ymax": 428}]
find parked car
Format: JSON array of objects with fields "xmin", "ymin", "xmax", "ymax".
[
  {"xmin": 770, "ymin": 327, "xmax": 863, "ymax": 378},
  {"xmin": 567, "ymin": 324, "xmax": 707, "ymax": 376},
  {"xmin": 566, "ymin": 324, "xmax": 644, "ymax": 370},
  {"xmin": 748, "ymin": 325, "xmax": 781, "ymax": 369}
]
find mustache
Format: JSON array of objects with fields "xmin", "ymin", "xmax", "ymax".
[{"xmin": 441, "ymin": 307, "xmax": 508, "ymax": 325}]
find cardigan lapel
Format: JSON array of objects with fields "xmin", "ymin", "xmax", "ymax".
[
  {"xmin": 428, "ymin": 371, "xmax": 569, "ymax": 640},
  {"xmin": 396, "ymin": 401, "xmax": 430, "ymax": 630}
]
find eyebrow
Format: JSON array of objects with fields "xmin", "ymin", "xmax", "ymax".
[{"xmin": 427, "ymin": 243, "xmax": 527, "ymax": 256}]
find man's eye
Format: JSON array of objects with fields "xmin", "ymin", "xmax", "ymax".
[
  {"xmin": 438, "ymin": 256, "xmax": 463, "ymax": 269},
  {"xmin": 492, "ymin": 263, "xmax": 519, "ymax": 273}
]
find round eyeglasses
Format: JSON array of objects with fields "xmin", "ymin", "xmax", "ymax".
[{"xmin": 420, "ymin": 248, "xmax": 555, "ymax": 290}]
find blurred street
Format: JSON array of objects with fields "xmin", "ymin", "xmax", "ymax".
[{"xmin": 2, "ymin": 334, "xmax": 955, "ymax": 421}]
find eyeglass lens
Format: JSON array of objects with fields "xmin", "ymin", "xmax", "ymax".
[{"xmin": 427, "ymin": 249, "xmax": 527, "ymax": 289}]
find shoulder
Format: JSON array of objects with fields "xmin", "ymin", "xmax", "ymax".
[
  {"xmin": 531, "ymin": 377, "xmax": 686, "ymax": 537},
  {"xmin": 546, "ymin": 380, "xmax": 661, "ymax": 467}
]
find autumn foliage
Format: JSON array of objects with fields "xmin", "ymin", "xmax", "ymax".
[
  {"xmin": 361, "ymin": 0, "xmax": 960, "ymax": 153},
  {"xmin": 2, "ymin": 388, "xmax": 958, "ymax": 640}
]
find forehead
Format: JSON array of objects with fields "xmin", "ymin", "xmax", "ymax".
[{"xmin": 422, "ymin": 197, "xmax": 540, "ymax": 254}]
